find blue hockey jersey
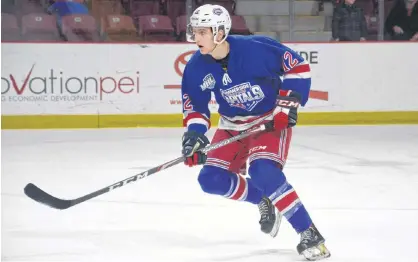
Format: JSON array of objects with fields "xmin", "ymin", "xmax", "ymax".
[{"xmin": 181, "ymin": 35, "xmax": 311, "ymax": 134}]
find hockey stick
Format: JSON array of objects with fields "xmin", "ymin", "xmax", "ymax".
[{"xmin": 23, "ymin": 122, "xmax": 274, "ymax": 210}]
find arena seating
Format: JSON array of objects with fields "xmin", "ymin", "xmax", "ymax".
[
  {"xmin": 2, "ymin": 13, "xmax": 21, "ymax": 41},
  {"xmin": 0, "ymin": 0, "xmax": 395, "ymax": 42},
  {"xmin": 61, "ymin": 14, "xmax": 101, "ymax": 41},
  {"xmin": 101, "ymin": 14, "xmax": 138, "ymax": 41},
  {"xmin": 21, "ymin": 13, "xmax": 61, "ymax": 41},
  {"xmin": 138, "ymin": 14, "xmax": 175, "ymax": 41}
]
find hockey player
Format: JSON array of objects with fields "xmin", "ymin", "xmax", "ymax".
[{"xmin": 180, "ymin": 4, "xmax": 330, "ymax": 261}]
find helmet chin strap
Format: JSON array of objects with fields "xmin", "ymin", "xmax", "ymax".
[
  {"xmin": 209, "ymin": 43, "xmax": 220, "ymax": 55},
  {"xmin": 209, "ymin": 37, "xmax": 226, "ymax": 57},
  {"xmin": 209, "ymin": 28, "xmax": 229, "ymax": 57},
  {"xmin": 208, "ymin": 29, "xmax": 223, "ymax": 55}
]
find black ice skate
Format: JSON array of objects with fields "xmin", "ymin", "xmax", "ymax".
[
  {"xmin": 258, "ymin": 197, "xmax": 282, "ymax": 237},
  {"xmin": 297, "ymin": 224, "xmax": 331, "ymax": 261}
]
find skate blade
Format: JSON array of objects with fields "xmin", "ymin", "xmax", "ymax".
[
  {"xmin": 269, "ymin": 211, "xmax": 282, "ymax": 238},
  {"xmin": 301, "ymin": 243, "xmax": 331, "ymax": 261}
]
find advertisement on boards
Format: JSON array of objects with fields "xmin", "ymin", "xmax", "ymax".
[
  {"xmin": 1, "ymin": 44, "xmax": 147, "ymax": 115},
  {"xmin": 2, "ymin": 42, "xmax": 418, "ymax": 115},
  {"xmin": 2, "ymin": 64, "xmax": 140, "ymax": 102}
]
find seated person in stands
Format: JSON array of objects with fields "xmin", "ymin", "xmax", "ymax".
[
  {"xmin": 47, "ymin": 0, "xmax": 89, "ymax": 27},
  {"xmin": 332, "ymin": 0, "xmax": 368, "ymax": 41},
  {"xmin": 385, "ymin": 0, "xmax": 418, "ymax": 41}
]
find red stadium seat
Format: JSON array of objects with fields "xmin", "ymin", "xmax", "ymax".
[
  {"xmin": 130, "ymin": 0, "xmax": 161, "ymax": 19},
  {"xmin": 355, "ymin": 0, "xmax": 377, "ymax": 34},
  {"xmin": 166, "ymin": 0, "xmax": 186, "ymax": 23},
  {"xmin": 91, "ymin": 0, "xmax": 124, "ymax": 21},
  {"xmin": 138, "ymin": 15, "xmax": 175, "ymax": 41},
  {"xmin": 102, "ymin": 14, "xmax": 138, "ymax": 41},
  {"xmin": 230, "ymin": 15, "xmax": 251, "ymax": 35},
  {"xmin": 61, "ymin": 14, "xmax": 101, "ymax": 42},
  {"xmin": 21, "ymin": 13, "xmax": 62, "ymax": 41},
  {"xmin": 355, "ymin": 0, "xmax": 375, "ymax": 16},
  {"xmin": 166, "ymin": 1, "xmax": 210, "ymax": 26},
  {"xmin": 365, "ymin": 14, "xmax": 378, "ymax": 34},
  {"xmin": 1, "ymin": 13, "xmax": 21, "ymax": 41},
  {"xmin": 175, "ymin": 14, "xmax": 187, "ymax": 40}
]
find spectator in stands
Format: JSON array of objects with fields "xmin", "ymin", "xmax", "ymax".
[
  {"xmin": 47, "ymin": 0, "xmax": 89, "ymax": 28},
  {"xmin": 332, "ymin": 0, "xmax": 368, "ymax": 41},
  {"xmin": 385, "ymin": 0, "xmax": 418, "ymax": 41}
]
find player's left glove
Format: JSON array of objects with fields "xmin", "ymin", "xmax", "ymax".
[
  {"xmin": 182, "ymin": 130, "xmax": 210, "ymax": 167},
  {"xmin": 273, "ymin": 90, "xmax": 301, "ymax": 131}
]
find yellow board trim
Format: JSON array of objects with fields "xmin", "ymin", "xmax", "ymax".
[{"xmin": 2, "ymin": 111, "xmax": 418, "ymax": 129}]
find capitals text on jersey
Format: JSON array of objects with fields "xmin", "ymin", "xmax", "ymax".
[{"xmin": 220, "ymin": 82, "xmax": 265, "ymax": 111}]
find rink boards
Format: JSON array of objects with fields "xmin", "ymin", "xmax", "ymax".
[{"xmin": 1, "ymin": 42, "xmax": 418, "ymax": 129}]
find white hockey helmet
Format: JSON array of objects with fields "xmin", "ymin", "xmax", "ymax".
[{"xmin": 187, "ymin": 4, "xmax": 232, "ymax": 44}]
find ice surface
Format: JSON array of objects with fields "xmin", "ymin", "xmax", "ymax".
[{"xmin": 2, "ymin": 126, "xmax": 418, "ymax": 262}]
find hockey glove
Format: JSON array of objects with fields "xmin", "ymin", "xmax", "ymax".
[
  {"xmin": 273, "ymin": 90, "xmax": 301, "ymax": 131},
  {"xmin": 182, "ymin": 130, "xmax": 210, "ymax": 167}
]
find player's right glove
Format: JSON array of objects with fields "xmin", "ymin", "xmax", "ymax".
[
  {"xmin": 273, "ymin": 90, "xmax": 301, "ymax": 131},
  {"xmin": 182, "ymin": 130, "xmax": 210, "ymax": 167}
]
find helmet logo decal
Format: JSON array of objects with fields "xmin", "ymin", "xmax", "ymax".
[{"xmin": 213, "ymin": 8, "xmax": 223, "ymax": 16}]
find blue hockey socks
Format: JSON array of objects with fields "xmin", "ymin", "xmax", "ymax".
[
  {"xmin": 249, "ymin": 159, "xmax": 313, "ymax": 233},
  {"xmin": 198, "ymin": 165, "xmax": 263, "ymax": 204}
]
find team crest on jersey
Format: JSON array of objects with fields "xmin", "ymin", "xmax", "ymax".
[
  {"xmin": 220, "ymin": 82, "xmax": 265, "ymax": 111},
  {"xmin": 200, "ymin": 74, "xmax": 216, "ymax": 91}
]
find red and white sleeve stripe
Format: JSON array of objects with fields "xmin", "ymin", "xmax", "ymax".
[
  {"xmin": 183, "ymin": 112, "xmax": 211, "ymax": 129},
  {"xmin": 283, "ymin": 61, "xmax": 311, "ymax": 80}
]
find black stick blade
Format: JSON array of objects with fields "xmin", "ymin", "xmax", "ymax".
[{"xmin": 24, "ymin": 183, "xmax": 73, "ymax": 210}]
